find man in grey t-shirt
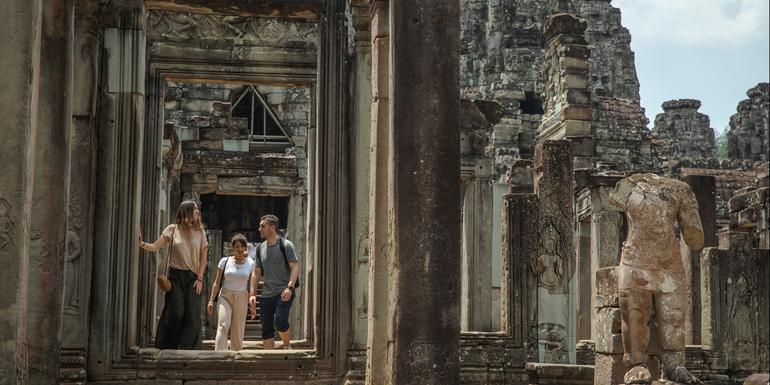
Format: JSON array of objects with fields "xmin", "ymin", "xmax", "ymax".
[{"xmin": 249, "ymin": 214, "xmax": 299, "ymax": 350}]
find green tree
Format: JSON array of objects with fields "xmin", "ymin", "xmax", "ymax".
[{"xmin": 714, "ymin": 125, "xmax": 728, "ymax": 160}]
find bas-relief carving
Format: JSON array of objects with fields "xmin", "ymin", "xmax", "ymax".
[
  {"xmin": 537, "ymin": 322, "xmax": 567, "ymax": 363},
  {"xmin": 0, "ymin": 199, "xmax": 14, "ymax": 252},
  {"xmin": 406, "ymin": 343, "xmax": 459, "ymax": 381},
  {"xmin": 147, "ymin": 10, "xmax": 318, "ymax": 49},
  {"xmin": 63, "ymin": 230, "xmax": 82, "ymax": 315},
  {"xmin": 726, "ymin": 275, "xmax": 755, "ymax": 370},
  {"xmin": 537, "ymin": 222, "xmax": 565, "ymax": 293}
]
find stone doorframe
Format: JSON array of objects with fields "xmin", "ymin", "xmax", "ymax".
[{"xmin": 87, "ymin": 0, "xmax": 351, "ymax": 381}]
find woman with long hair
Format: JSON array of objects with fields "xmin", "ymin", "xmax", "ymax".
[
  {"xmin": 140, "ymin": 200, "xmax": 209, "ymax": 349},
  {"xmin": 207, "ymin": 233, "xmax": 257, "ymax": 350}
]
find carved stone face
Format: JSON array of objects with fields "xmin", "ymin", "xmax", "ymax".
[{"xmin": 543, "ymin": 237, "xmax": 556, "ymax": 254}]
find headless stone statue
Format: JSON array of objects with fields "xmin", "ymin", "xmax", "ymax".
[{"xmin": 608, "ymin": 174, "xmax": 704, "ymax": 385}]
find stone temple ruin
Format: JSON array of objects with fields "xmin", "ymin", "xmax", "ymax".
[{"xmin": 0, "ymin": 1, "xmax": 767, "ymax": 384}]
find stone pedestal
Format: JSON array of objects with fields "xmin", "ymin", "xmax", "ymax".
[{"xmin": 594, "ymin": 267, "xmax": 661, "ymax": 385}]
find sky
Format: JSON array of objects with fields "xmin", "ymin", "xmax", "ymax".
[{"xmin": 611, "ymin": 0, "xmax": 770, "ymax": 134}]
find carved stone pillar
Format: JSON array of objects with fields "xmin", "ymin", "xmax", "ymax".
[
  {"xmin": 533, "ymin": 140, "xmax": 575, "ymax": 363},
  {"xmin": 385, "ymin": 0, "xmax": 462, "ymax": 383},
  {"xmin": 538, "ymin": 13, "xmax": 593, "ymax": 169},
  {"xmin": 365, "ymin": 1, "xmax": 391, "ymax": 384},
  {"xmin": 26, "ymin": 0, "xmax": 75, "ymax": 382},
  {"xmin": 349, "ymin": 0, "xmax": 372, "ymax": 351},
  {"xmin": 589, "ymin": 183, "xmax": 624, "ymax": 338},
  {"xmin": 0, "ymin": 0, "xmax": 43, "ymax": 381},
  {"xmin": 461, "ymin": 160, "xmax": 494, "ymax": 332},
  {"xmin": 702, "ymin": 232, "xmax": 770, "ymax": 377},
  {"xmin": 89, "ymin": 0, "xmax": 147, "ymax": 374},
  {"xmin": 60, "ymin": 2, "xmax": 101, "ymax": 382},
  {"xmin": 501, "ymin": 194, "xmax": 539, "ymax": 361}
]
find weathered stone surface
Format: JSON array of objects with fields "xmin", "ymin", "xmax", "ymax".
[
  {"xmin": 386, "ymin": 1, "xmax": 462, "ymax": 384},
  {"xmin": 727, "ymin": 83, "xmax": 769, "ymax": 161},
  {"xmin": 595, "ymin": 267, "xmax": 619, "ymax": 309},
  {"xmin": 743, "ymin": 373, "xmax": 770, "ymax": 385},
  {"xmin": 608, "ymin": 174, "xmax": 704, "ymax": 383},
  {"xmin": 526, "ymin": 362, "xmax": 594, "ymax": 385},
  {"xmin": 500, "ymin": 194, "xmax": 538, "ymax": 357},
  {"xmin": 593, "ymin": 97, "xmax": 651, "ymax": 170},
  {"xmin": 0, "ymin": 1, "xmax": 44, "ymax": 380},
  {"xmin": 651, "ymin": 99, "xmax": 715, "ymax": 163},
  {"xmin": 701, "ymin": 234, "xmax": 770, "ymax": 375},
  {"xmin": 534, "ymin": 140, "xmax": 574, "ymax": 363}
]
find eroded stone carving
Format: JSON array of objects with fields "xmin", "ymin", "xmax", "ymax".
[
  {"xmin": 0, "ymin": 198, "xmax": 13, "ymax": 252},
  {"xmin": 63, "ymin": 230, "xmax": 82, "ymax": 315},
  {"xmin": 608, "ymin": 173, "xmax": 704, "ymax": 385},
  {"xmin": 537, "ymin": 223, "xmax": 564, "ymax": 291},
  {"xmin": 727, "ymin": 275, "xmax": 755, "ymax": 370},
  {"xmin": 147, "ymin": 10, "xmax": 318, "ymax": 48}
]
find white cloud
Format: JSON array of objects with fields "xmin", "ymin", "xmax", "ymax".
[{"xmin": 612, "ymin": 0, "xmax": 769, "ymax": 47}]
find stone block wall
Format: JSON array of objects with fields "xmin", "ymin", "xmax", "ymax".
[
  {"xmin": 652, "ymin": 99, "xmax": 716, "ymax": 162},
  {"xmin": 727, "ymin": 83, "xmax": 769, "ymax": 162},
  {"xmin": 592, "ymin": 97, "xmax": 651, "ymax": 170},
  {"xmin": 164, "ymin": 81, "xmax": 311, "ymax": 153}
]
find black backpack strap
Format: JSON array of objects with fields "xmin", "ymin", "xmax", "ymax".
[
  {"xmin": 279, "ymin": 237, "xmax": 300, "ymax": 288},
  {"xmin": 217, "ymin": 257, "xmax": 227, "ymax": 299},
  {"xmin": 279, "ymin": 237, "xmax": 288, "ymax": 270}
]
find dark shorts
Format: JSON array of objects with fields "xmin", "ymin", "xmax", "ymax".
[{"xmin": 259, "ymin": 291, "xmax": 295, "ymax": 339}]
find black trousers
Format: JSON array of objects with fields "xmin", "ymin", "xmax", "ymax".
[{"xmin": 155, "ymin": 267, "xmax": 202, "ymax": 349}]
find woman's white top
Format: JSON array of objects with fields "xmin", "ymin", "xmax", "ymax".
[{"xmin": 218, "ymin": 256, "xmax": 255, "ymax": 292}]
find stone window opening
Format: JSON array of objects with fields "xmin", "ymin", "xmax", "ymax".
[
  {"xmin": 521, "ymin": 91, "xmax": 545, "ymax": 115},
  {"xmin": 231, "ymin": 85, "xmax": 294, "ymax": 146}
]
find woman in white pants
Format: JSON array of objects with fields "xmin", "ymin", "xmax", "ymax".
[{"xmin": 207, "ymin": 234, "xmax": 256, "ymax": 350}]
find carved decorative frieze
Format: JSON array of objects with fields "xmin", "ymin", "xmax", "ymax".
[{"xmin": 147, "ymin": 10, "xmax": 318, "ymax": 50}]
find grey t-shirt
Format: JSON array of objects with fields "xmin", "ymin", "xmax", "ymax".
[{"xmin": 256, "ymin": 239, "xmax": 299, "ymax": 298}]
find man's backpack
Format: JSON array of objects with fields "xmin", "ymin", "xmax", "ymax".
[{"xmin": 256, "ymin": 237, "xmax": 301, "ymax": 288}]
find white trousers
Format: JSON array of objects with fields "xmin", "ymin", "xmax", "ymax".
[{"xmin": 214, "ymin": 287, "xmax": 249, "ymax": 351}]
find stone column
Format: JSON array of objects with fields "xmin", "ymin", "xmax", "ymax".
[
  {"xmin": 0, "ymin": 0, "xmax": 43, "ymax": 381},
  {"xmin": 365, "ymin": 1, "xmax": 391, "ymax": 384},
  {"xmin": 59, "ymin": 2, "xmax": 101, "ymax": 382},
  {"xmin": 349, "ymin": 0, "xmax": 372, "ymax": 353},
  {"xmin": 500, "ymin": 194, "xmax": 539, "ymax": 360},
  {"xmin": 288, "ymin": 191, "xmax": 307, "ymax": 341},
  {"xmin": 345, "ymin": 2, "xmax": 372, "ymax": 381},
  {"xmin": 461, "ymin": 161, "xmax": 494, "ymax": 332},
  {"xmin": 538, "ymin": 13, "xmax": 593, "ymax": 170},
  {"xmin": 589, "ymin": 183, "xmax": 624, "ymax": 338},
  {"xmin": 385, "ymin": 0, "xmax": 461, "ymax": 383},
  {"xmin": 533, "ymin": 140, "xmax": 575, "ymax": 363},
  {"xmin": 26, "ymin": 0, "xmax": 74, "ymax": 382},
  {"xmin": 702, "ymin": 232, "xmax": 770, "ymax": 376},
  {"xmin": 680, "ymin": 175, "xmax": 716, "ymax": 345},
  {"xmin": 89, "ymin": 0, "xmax": 146, "ymax": 373}
]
